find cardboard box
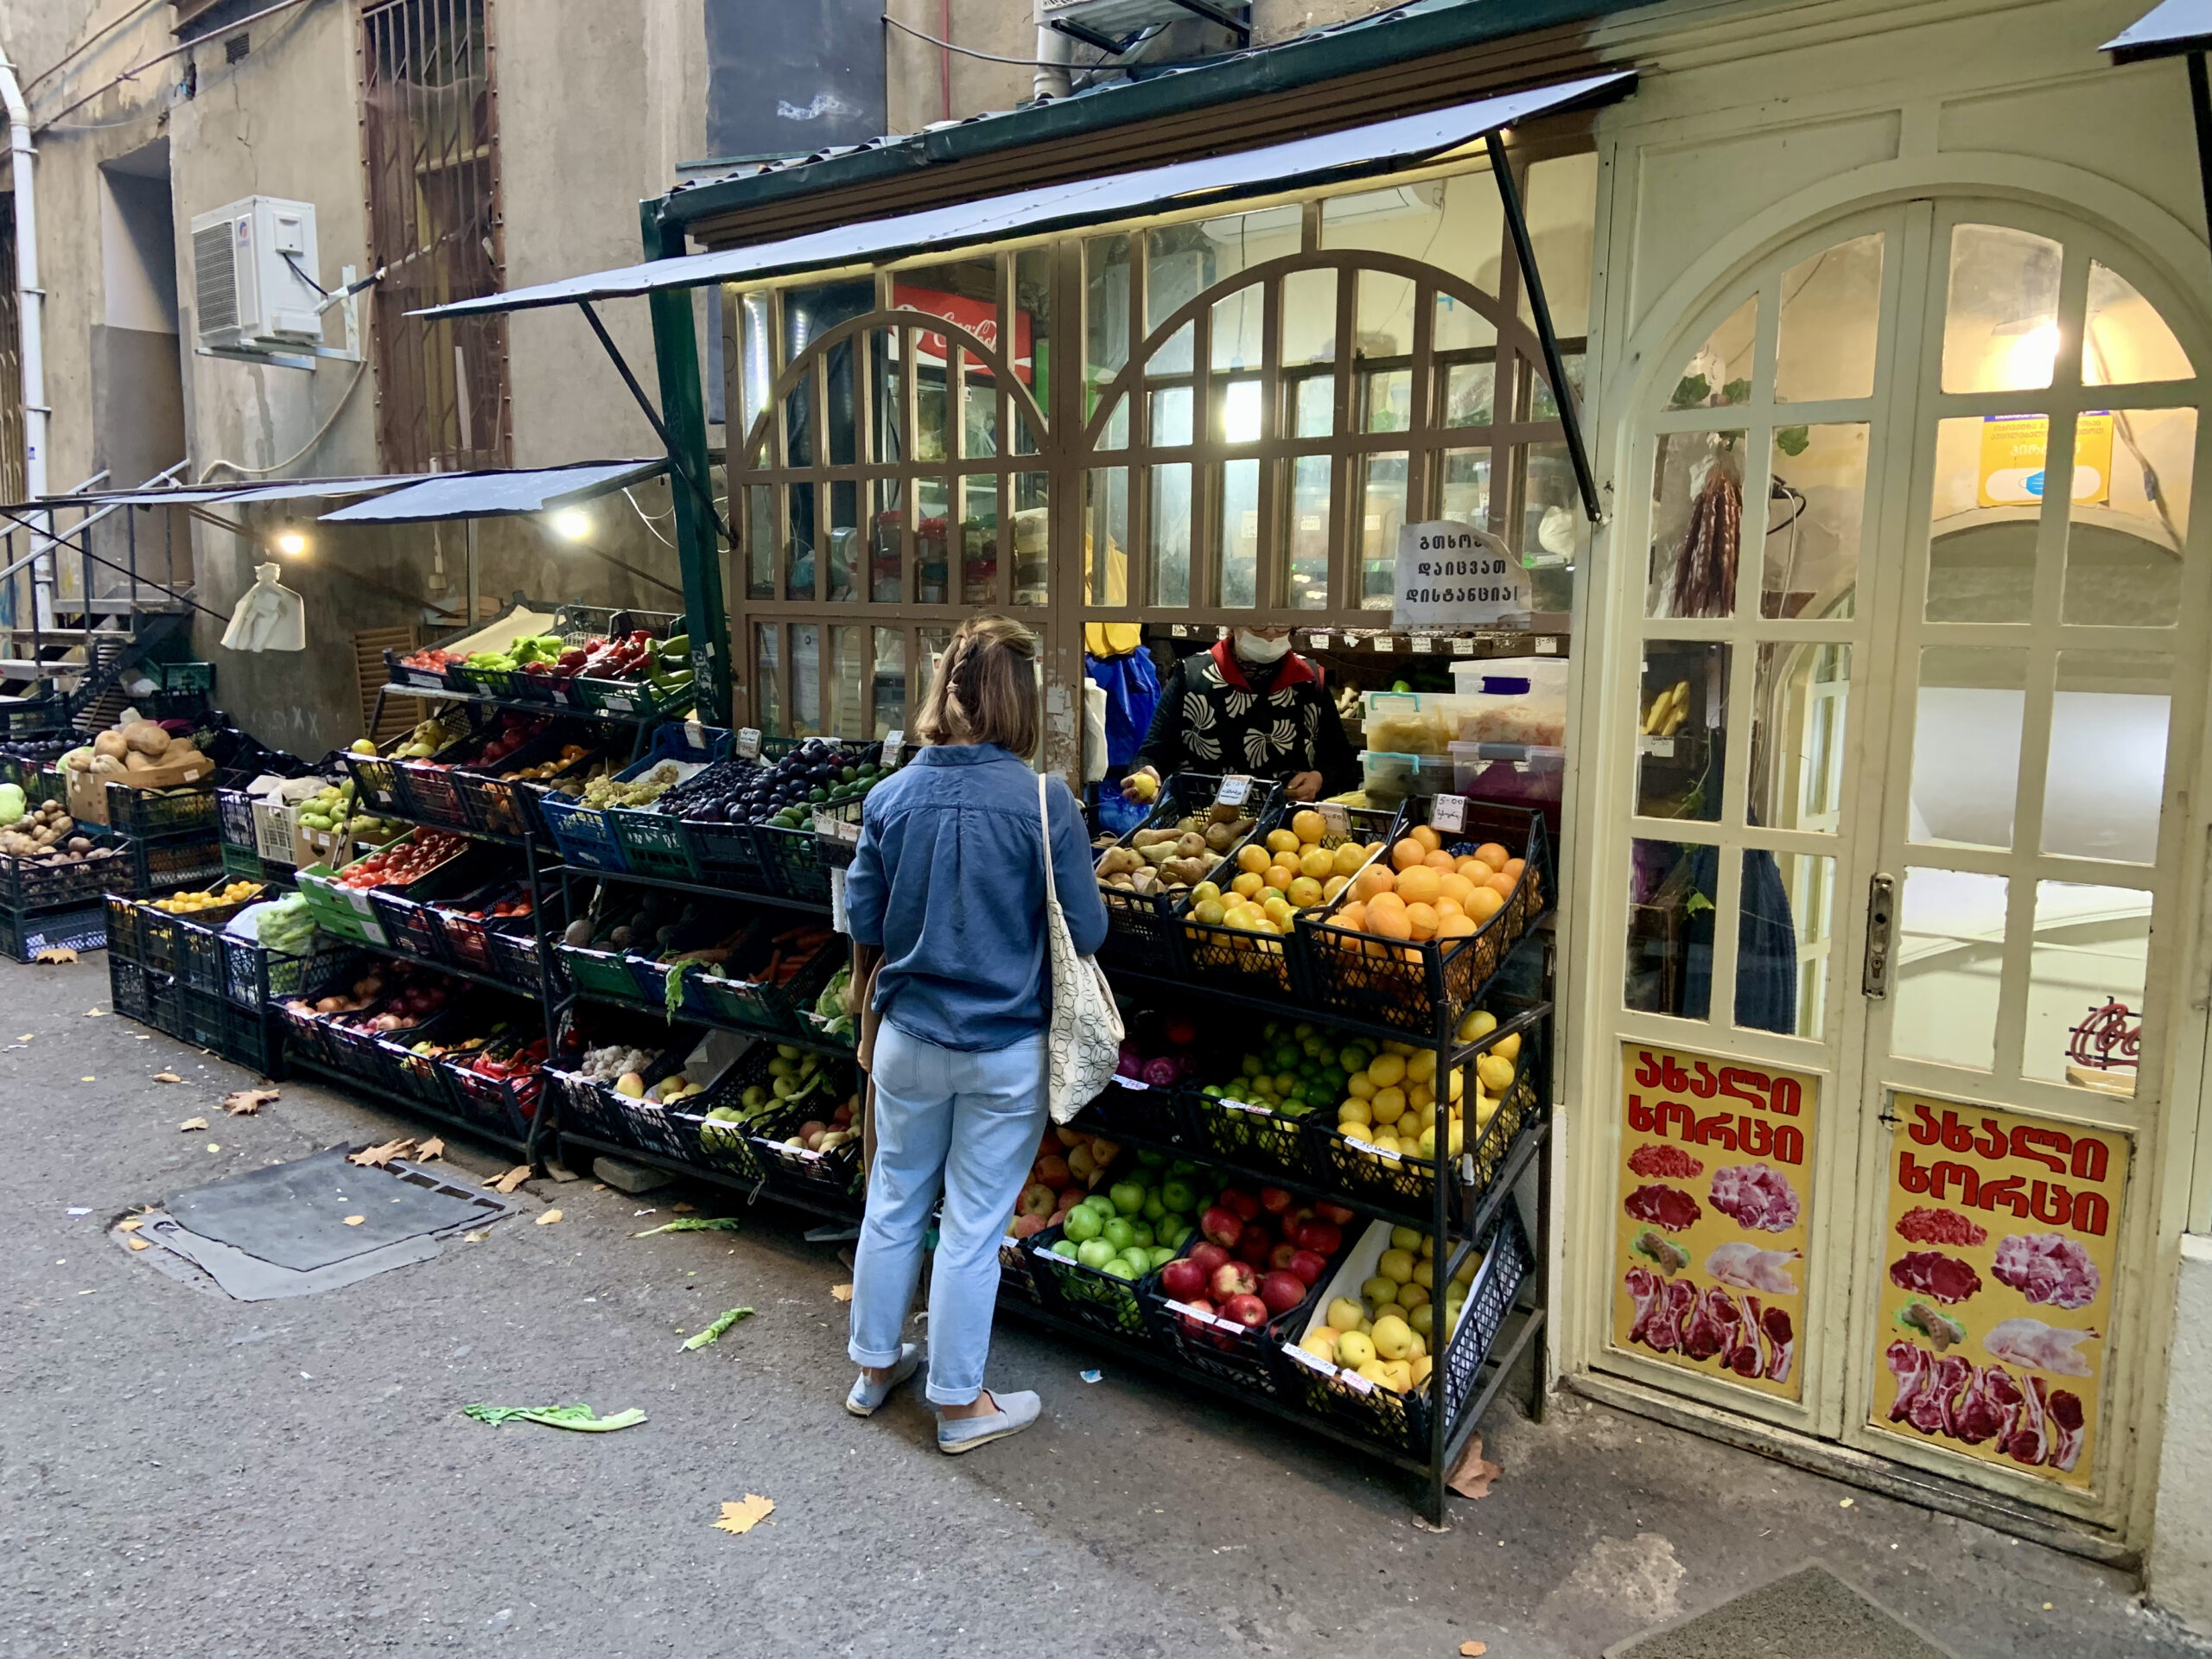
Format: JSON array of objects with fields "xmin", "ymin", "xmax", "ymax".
[{"xmin": 66, "ymin": 752, "xmax": 217, "ymax": 826}]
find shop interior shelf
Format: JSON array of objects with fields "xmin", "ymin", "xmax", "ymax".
[
  {"xmin": 355, "ymin": 939, "xmax": 570, "ymax": 1004},
  {"xmin": 556, "ymin": 861, "xmax": 832, "ymax": 918},
  {"xmin": 379, "ymin": 682, "xmax": 673, "ymax": 728}
]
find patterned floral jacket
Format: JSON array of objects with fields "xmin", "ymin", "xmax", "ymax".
[{"xmin": 1131, "ymin": 640, "xmax": 1361, "ymax": 794}]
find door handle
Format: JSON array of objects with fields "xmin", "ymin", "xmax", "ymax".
[{"xmin": 1862, "ymin": 871, "xmax": 1897, "ymax": 999}]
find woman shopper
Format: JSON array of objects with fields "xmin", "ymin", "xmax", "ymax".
[{"xmin": 842, "ymin": 613, "xmax": 1111, "ymax": 1452}]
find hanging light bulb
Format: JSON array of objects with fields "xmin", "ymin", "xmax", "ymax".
[
  {"xmin": 273, "ymin": 526, "xmax": 308, "ymax": 556},
  {"xmin": 550, "ymin": 508, "xmax": 591, "ymax": 541}
]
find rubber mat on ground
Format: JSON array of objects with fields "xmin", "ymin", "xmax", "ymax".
[
  {"xmin": 1605, "ymin": 1565, "xmax": 1956, "ymax": 1659},
  {"xmin": 164, "ymin": 1146, "xmax": 501, "ymax": 1271}
]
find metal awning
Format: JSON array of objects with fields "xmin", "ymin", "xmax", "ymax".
[
  {"xmin": 29, "ymin": 474, "xmax": 436, "ymax": 511},
  {"xmin": 410, "ymin": 73, "xmax": 1635, "ymax": 320},
  {"xmin": 316, "ymin": 460, "xmax": 667, "ymax": 523},
  {"xmin": 2104, "ymin": 0, "xmax": 2212, "ymax": 59}
]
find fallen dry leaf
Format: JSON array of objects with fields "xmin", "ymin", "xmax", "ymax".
[
  {"xmin": 342, "ymin": 1216, "xmax": 365, "ymax": 1226},
  {"xmin": 347, "ymin": 1137, "xmax": 416, "ymax": 1169},
  {"xmin": 671, "ymin": 1202, "xmax": 695, "ymax": 1214},
  {"xmin": 830, "ymin": 1283, "xmax": 854, "ymax": 1303},
  {"xmin": 83, "ymin": 1007, "xmax": 105, "ymax": 1017},
  {"xmin": 712, "ymin": 1495, "xmax": 774, "ymax": 1535},
  {"xmin": 15, "ymin": 1033, "xmax": 31, "ymax": 1040},
  {"xmin": 33, "ymin": 946, "xmax": 78, "ymax": 963},
  {"xmin": 177, "ymin": 1116, "xmax": 209, "ymax": 1133},
  {"xmin": 487, "ymin": 1166, "xmax": 532, "ymax": 1194},
  {"xmin": 416, "ymin": 1136, "xmax": 444, "ymax": 1160},
  {"xmin": 463, "ymin": 1229, "xmax": 489, "ymax": 1243},
  {"xmin": 206, "ymin": 1142, "xmax": 220, "ymax": 1153},
  {"xmin": 151, "ymin": 1071, "xmax": 181, "ymax": 1084},
  {"xmin": 1460, "ymin": 1643, "xmax": 1488, "ymax": 1657},
  {"xmin": 222, "ymin": 1087, "xmax": 279, "ymax": 1116},
  {"xmin": 536, "ymin": 1209, "xmax": 563, "ymax": 1227},
  {"xmin": 126, "ymin": 1237, "xmax": 150, "ymax": 1252},
  {"xmin": 1447, "ymin": 1432, "xmax": 1502, "ymax": 1501},
  {"xmin": 116, "ymin": 1217, "xmax": 142, "ymax": 1234}
]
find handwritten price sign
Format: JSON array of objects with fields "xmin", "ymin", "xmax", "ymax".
[{"xmin": 1394, "ymin": 523, "xmax": 1529, "ymax": 630}]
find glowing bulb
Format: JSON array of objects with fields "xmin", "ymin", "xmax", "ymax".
[
  {"xmin": 550, "ymin": 508, "xmax": 591, "ymax": 541},
  {"xmin": 1224, "ymin": 380, "xmax": 1262, "ymax": 444},
  {"xmin": 274, "ymin": 529, "xmax": 308, "ymax": 556},
  {"xmin": 2003, "ymin": 321, "xmax": 2061, "ymax": 389}
]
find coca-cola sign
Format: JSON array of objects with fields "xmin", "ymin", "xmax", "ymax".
[{"xmin": 891, "ymin": 283, "xmax": 1034, "ymax": 383}]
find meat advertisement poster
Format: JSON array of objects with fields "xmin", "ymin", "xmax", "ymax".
[
  {"xmin": 1869, "ymin": 1095, "xmax": 2126, "ymax": 1491},
  {"xmin": 1611, "ymin": 1044, "xmax": 1819, "ymax": 1402}
]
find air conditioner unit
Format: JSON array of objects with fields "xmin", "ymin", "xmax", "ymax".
[{"xmin": 189, "ymin": 195, "xmax": 325, "ymax": 354}]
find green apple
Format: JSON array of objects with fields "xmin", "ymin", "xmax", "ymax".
[
  {"xmin": 1052, "ymin": 1239, "xmax": 1079, "ymax": 1260},
  {"xmin": 1063, "ymin": 1206, "xmax": 1103, "ymax": 1244},
  {"xmin": 1129, "ymin": 1220, "xmax": 1155, "ymax": 1249},
  {"xmin": 1101, "ymin": 1255, "xmax": 1143, "ymax": 1280},
  {"xmin": 1141, "ymin": 1192, "xmax": 1167, "ymax": 1223},
  {"xmin": 1147, "ymin": 1245, "xmax": 1176, "ymax": 1270},
  {"xmin": 1109, "ymin": 1179, "xmax": 1147, "ymax": 1215},
  {"xmin": 1076, "ymin": 1238, "xmax": 1118, "ymax": 1270},
  {"xmin": 1082, "ymin": 1193, "xmax": 1116, "ymax": 1217},
  {"xmin": 1160, "ymin": 1217, "xmax": 1192, "ymax": 1250},
  {"xmin": 1160, "ymin": 1179, "xmax": 1196, "ymax": 1214},
  {"xmin": 1102, "ymin": 1217, "xmax": 1137, "ymax": 1253}
]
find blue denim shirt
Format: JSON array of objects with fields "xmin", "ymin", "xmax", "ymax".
[{"xmin": 845, "ymin": 743, "xmax": 1111, "ymax": 1052}]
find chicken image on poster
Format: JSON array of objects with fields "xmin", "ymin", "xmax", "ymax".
[
  {"xmin": 1868, "ymin": 1096, "xmax": 2127, "ymax": 1491},
  {"xmin": 1611, "ymin": 1044, "xmax": 1820, "ymax": 1402}
]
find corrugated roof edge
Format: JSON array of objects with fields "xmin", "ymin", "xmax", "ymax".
[{"xmin": 656, "ymin": 0, "xmax": 1648, "ymax": 233}]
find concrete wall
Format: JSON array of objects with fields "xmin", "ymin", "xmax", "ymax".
[{"xmin": 2148, "ymin": 1236, "xmax": 2212, "ymax": 1626}]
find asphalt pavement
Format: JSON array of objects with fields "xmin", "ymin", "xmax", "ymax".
[{"xmin": 2, "ymin": 954, "xmax": 2202, "ymax": 1658}]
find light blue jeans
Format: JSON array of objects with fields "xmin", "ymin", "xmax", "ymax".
[{"xmin": 848, "ymin": 1020, "xmax": 1047, "ymax": 1406}]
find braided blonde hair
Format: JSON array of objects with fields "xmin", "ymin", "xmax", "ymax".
[{"xmin": 915, "ymin": 613, "xmax": 1041, "ymax": 759}]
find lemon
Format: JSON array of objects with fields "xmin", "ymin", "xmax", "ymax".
[
  {"xmin": 1192, "ymin": 899, "xmax": 1226, "ymax": 926},
  {"xmin": 1367, "ymin": 1052, "xmax": 1408, "ymax": 1089},
  {"xmin": 1265, "ymin": 828, "xmax": 1300, "ymax": 855},
  {"xmin": 1406, "ymin": 1049, "xmax": 1438, "ymax": 1084},
  {"xmin": 1458, "ymin": 1007, "xmax": 1497, "ymax": 1044},
  {"xmin": 1338, "ymin": 1096, "xmax": 1372, "ymax": 1128}
]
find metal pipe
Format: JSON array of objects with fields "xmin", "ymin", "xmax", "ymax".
[
  {"xmin": 1034, "ymin": 23, "xmax": 1073, "ymax": 99},
  {"xmin": 0, "ymin": 45, "xmax": 48, "ymax": 505}
]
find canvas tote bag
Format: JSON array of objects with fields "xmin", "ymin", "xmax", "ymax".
[{"xmin": 1038, "ymin": 772, "xmax": 1123, "ymax": 1122}]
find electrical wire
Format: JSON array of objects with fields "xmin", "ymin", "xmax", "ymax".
[
  {"xmin": 194, "ymin": 356, "xmax": 368, "ymax": 482},
  {"xmin": 883, "ymin": 14, "xmax": 1106, "ymax": 69},
  {"xmin": 23, "ymin": 0, "xmax": 167, "ymax": 97},
  {"xmin": 31, "ymin": 0, "xmax": 317, "ymax": 132}
]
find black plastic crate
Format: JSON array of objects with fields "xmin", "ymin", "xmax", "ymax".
[
  {"xmin": 130, "ymin": 835, "xmax": 225, "ymax": 898},
  {"xmin": 442, "ymin": 1054, "xmax": 549, "ymax": 1144},
  {"xmin": 1307, "ymin": 1020, "xmax": 1544, "ymax": 1233},
  {"xmin": 175, "ymin": 982, "xmax": 282, "ymax": 1075},
  {"xmin": 1023, "ymin": 1224, "xmax": 1162, "ymax": 1347},
  {"xmin": 454, "ymin": 728, "xmax": 609, "ymax": 840},
  {"xmin": 0, "ymin": 837, "xmax": 134, "ymax": 910},
  {"xmin": 1139, "ymin": 1234, "xmax": 1338, "ymax": 1401},
  {"xmin": 1293, "ymin": 804, "xmax": 1549, "ymax": 1037},
  {"xmin": 104, "ymin": 893, "xmax": 143, "ymax": 963},
  {"xmin": 744, "ymin": 1047, "xmax": 863, "ymax": 1205},
  {"xmin": 1073, "ymin": 1077, "xmax": 1183, "ymax": 1147},
  {"xmin": 217, "ymin": 787, "xmax": 257, "ymax": 857},
  {"xmin": 1280, "ymin": 1208, "xmax": 1533, "ymax": 1459},
  {"xmin": 104, "ymin": 782, "xmax": 217, "ymax": 839},
  {"xmin": 222, "ymin": 934, "xmax": 372, "ymax": 1011},
  {"xmin": 997, "ymin": 1230, "xmax": 1050, "ymax": 1306},
  {"xmin": 0, "ymin": 902, "xmax": 105, "ymax": 961},
  {"xmin": 383, "ymin": 645, "xmax": 471, "ymax": 693},
  {"xmin": 1178, "ymin": 1092, "xmax": 1318, "ymax": 1185},
  {"xmin": 134, "ymin": 887, "xmax": 262, "ymax": 976},
  {"xmin": 175, "ymin": 915, "xmax": 236, "ymax": 996},
  {"xmin": 1177, "ymin": 803, "xmax": 1401, "ymax": 997},
  {"xmin": 111, "ymin": 954, "xmax": 159, "ymax": 1022},
  {"xmin": 752, "ymin": 797, "xmax": 863, "ymax": 906},
  {"xmin": 485, "ymin": 887, "xmax": 563, "ymax": 990},
  {"xmin": 1094, "ymin": 774, "xmax": 1281, "ymax": 976},
  {"xmin": 682, "ymin": 925, "xmax": 842, "ymax": 1037}
]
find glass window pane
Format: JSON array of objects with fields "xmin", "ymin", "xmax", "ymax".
[
  {"xmin": 1363, "ymin": 366, "xmax": 1412, "ymax": 434},
  {"xmin": 1433, "ymin": 286, "xmax": 1497, "ymax": 359},
  {"xmin": 735, "ymin": 288, "xmax": 772, "ymax": 435},
  {"xmin": 914, "ymin": 476, "xmax": 950, "ymax": 604},
  {"xmin": 785, "ymin": 481, "xmax": 816, "ymax": 601},
  {"xmin": 785, "ymin": 376, "xmax": 815, "ymax": 468},
  {"xmin": 963, "ymin": 378, "xmax": 998, "ymax": 460},
  {"xmin": 2084, "ymin": 261, "xmax": 2194, "ymax": 386},
  {"xmin": 1355, "ymin": 268, "xmax": 1417, "ymax": 365},
  {"xmin": 1941, "ymin": 223, "xmax": 2063, "ymax": 395},
  {"xmin": 1014, "ymin": 247, "xmax": 1050, "ymax": 452},
  {"xmin": 825, "ymin": 340, "xmax": 858, "ymax": 467},
  {"xmin": 1218, "ymin": 376, "xmax": 1263, "ymax": 446},
  {"xmin": 868, "ymin": 478, "xmax": 904, "ymax": 603},
  {"xmin": 872, "ymin": 627, "xmax": 906, "ymax": 737},
  {"xmin": 1287, "ymin": 454, "xmax": 1330, "ymax": 611},
  {"xmin": 1147, "ymin": 222, "xmax": 1211, "ymax": 343},
  {"xmin": 1637, "ymin": 642, "xmax": 1726, "ymax": 822},
  {"xmin": 1220, "ymin": 458, "xmax": 1259, "ymax": 608},
  {"xmin": 1910, "ymin": 646, "xmax": 2027, "ymax": 851},
  {"xmin": 783, "ymin": 279, "xmax": 872, "ymax": 367},
  {"xmin": 1670, "ymin": 296, "xmax": 1757, "ymax": 410},
  {"xmin": 1775, "ymin": 232, "xmax": 1884, "ymax": 404},
  {"xmin": 1625, "ymin": 836, "xmax": 1719, "ymax": 1021},
  {"xmin": 1012, "ymin": 472, "xmax": 1049, "ymax": 606},
  {"xmin": 1751, "ymin": 643, "xmax": 1850, "ymax": 834},
  {"xmin": 1322, "ymin": 172, "xmax": 1506, "ymax": 296},
  {"xmin": 1440, "ymin": 448, "xmax": 1489, "ymax": 531},
  {"xmin": 1281, "ymin": 267, "xmax": 1335, "ymax": 365},
  {"xmin": 1893, "ymin": 868, "xmax": 2007, "ymax": 1070},
  {"xmin": 917, "ymin": 626, "xmax": 952, "ymax": 712},
  {"xmin": 1765, "ymin": 422, "xmax": 1867, "ymax": 620},
  {"xmin": 827, "ymin": 481, "xmax": 861, "ymax": 601},
  {"xmin": 1738, "ymin": 850, "xmax": 1834, "ymax": 1039},
  {"xmin": 960, "ymin": 476, "xmax": 998, "ymax": 605},
  {"xmin": 789, "ymin": 623, "xmax": 822, "ymax": 737},
  {"xmin": 1927, "ymin": 415, "xmax": 2036, "ymax": 624},
  {"xmin": 1520, "ymin": 442, "xmax": 1586, "ymax": 568},
  {"xmin": 1522, "ymin": 153, "xmax": 1598, "ymax": 339},
  {"xmin": 2044, "ymin": 652, "xmax": 2171, "ymax": 864},
  {"xmin": 2065, "ymin": 407, "xmax": 2194, "ymax": 624},
  {"xmin": 1151, "ymin": 320, "xmax": 1195, "ymax": 378},
  {"xmin": 1212, "ymin": 283, "xmax": 1265, "ymax": 372},
  {"xmin": 746, "ymin": 485, "xmax": 774, "ymax": 601},
  {"xmin": 753, "ymin": 623, "xmax": 781, "ymax": 737},
  {"xmin": 1443, "ymin": 360, "xmax": 1497, "ymax": 428},
  {"xmin": 1085, "ymin": 467, "xmax": 1128, "ymax": 607},
  {"xmin": 1096, "ymin": 394, "xmax": 1129, "ymax": 451},
  {"xmin": 1149, "ymin": 462, "xmax": 1191, "ymax": 608},
  {"xmin": 1150, "ymin": 385, "xmax": 1193, "ymax": 448},
  {"xmin": 1647, "ymin": 433, "xmax": 1745, "ymax": 619},
  {"xmin": 2027, "ymin": 880, "xmax": 2152, "ymax": 1086},
  {"xmin": 1086, "ymin": 232, "xmax": 1132, "ymax": 402},
  {"xmin": 1290, "ymin": 372, "xmax": 1333, "ymax": 438},
  {"xmin": 869, "ymin": 327, "xmax": 903, "ymax": 467},
  {"xmin": 830, "ymin": 625, "xmax": 869, "ymax": 740},
  {"xmin": 1357, "ymin": 453, "xmax": 1408, "ymax": 609},
  {"xmin": 1527, "ymin": 353, "xmax": 1584, "ymax": 423},
  {"xmin": 915, "ymin": 338, "xmax": 948, "ymax": 463}
]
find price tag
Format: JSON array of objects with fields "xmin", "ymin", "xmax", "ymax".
[
  {"xmin": 1410, "ymin": 634, "xmax": 1434, "ymax": 654},
  {"xmin": 359, "ymin": 918, "xmax": 388, "ymax": 948},
  {"xmin": 1430, "ymin": 793, "xmax": 1469, "ymax": 835},
  {"xmin": 1452, "ymin": 637, "xmax": 1477, "ymax": 656},
  {"xmin": 1319, "ymin": 802, "xmax": 1351, "ymax": 838},
  {"xmin": 829, "ymin": 866, "xmax": 849, "ymax": 935},
  {"xmin": 880, "ymin": 728, "xmax": 904, "ymax": 768},
  {"xmin": 735, "ymin": 728, "xmax": 762, "ymax": 760},
  {"xmin": 601, "ymin": 693, "xmax": 634, "ymax": 715},
  {"xmin": 1371, "ymin": 634, "xmax": 1395, "ymax": 654},
  {"xmin": 1216, "ymin": 773, "xmax": 1254, "ymax": 808},
  {"xmin": 1535, "ymin": 636, "xmax": 1560, "ymax": 655},
  {"xmin": 1116, "ymin": 1075, "xmax": 1150, "ymax": 1091},
  {"xmin": 1308, "ymin": 632, "xmax": 1332, "ymax": 652}
]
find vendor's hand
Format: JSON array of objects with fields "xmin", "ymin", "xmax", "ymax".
[
  {"xmin": 1284, "ymin": 771, "xmax": 1324, "ymax": 802},
  {"xmin": 1121, "ymin": 766, "xmax": 1161, "ymax": 803}
]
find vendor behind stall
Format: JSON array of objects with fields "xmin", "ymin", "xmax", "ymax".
[{"xmin": 1122, "ymin": 626, "xmax": 1360, "ymax": 804}]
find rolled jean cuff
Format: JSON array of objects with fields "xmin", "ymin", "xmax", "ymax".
[
  {"xmin": 848, "ymin": 1340, "xmax": 905, "ymax": 1368},
  {"xmin": 925, "ymin": 1377, "xmax": 983, "ymax": 1407}
]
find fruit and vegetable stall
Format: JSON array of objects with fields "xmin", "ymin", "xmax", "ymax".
[{"xmin": 50, "ymin": 607, "xmax": 1555, "ymax": 1522}]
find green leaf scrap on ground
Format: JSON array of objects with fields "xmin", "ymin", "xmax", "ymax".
[
  {"xmin": 632, "ymin": 1216, "xmax": 744, "ymax": 1237},
  {"xmin": 682, "ymin": 1306, "xmax": 754, "ymax": 1351},
  {"xmin": 461, "ymin": 1402, "xmax": 647, "ymax": 1433}
]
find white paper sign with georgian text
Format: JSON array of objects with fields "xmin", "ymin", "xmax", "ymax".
[{"xmin": 1393, "ymin": 523, "xmax": 1529, "ymax": 630}]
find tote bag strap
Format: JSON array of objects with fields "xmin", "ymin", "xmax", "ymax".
[{"xmin": 1037, "ymin": 771, "xmax": 1058, "ymax": 910}]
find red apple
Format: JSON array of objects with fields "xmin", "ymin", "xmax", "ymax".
[
  {"xmin": 1222, "ymin": 1293, "xmax": 1269, "ymax": 1329},
  {"xmin": 1057, "ymin": 1185, "xmax": 1088, "ymax": 1214},
  {"xmin": 1294, "ymin": 1219, "xmax": 1343, "ymax": 1257},
  {"xmin": 1234, "ymin": 1228, "xmax": 1273, "ymax": 1267},
  {"xmin": 1258, "ymin": 1185, "xmax": 1294, "ymax": 1215},
  {"xmin": 1315, "ymin": 1200, "xmax": 1357, "ymax": 1226},
  {"xmin": 1188, "ymin": 1241, "xmax": 1230, "ymax": 1278},
  {"xmin": 1034, "ymin": 1154, "xmax": 1071, "ymax": 1185},
  {"xmin": 1177, "ymin": 1297, "xmax": 1217, "ymax": 1335},
  {"xmin": 1283, "ymin": 1205, "xmax": 1316, "ymax": 1236},
  {"xmin": 1160, "ymin": 1256, "xmax": 1208, "ymax": 1302},
  {"xmin": 1048, "ymin": 1209, "xmax": 1070, "ymax": 1228},
  {"xmin": 1258, "ymin": 1269, "xmax": 1306, "ymax": 1315},
  {"xmin": 1017, "ymin": 1183, "xmax": 1056, "ymax": 1219},
  {"xmin": 1268, "ymin": 1242, "xmax": 1301, "ymax": 1272},
  {"xmin": 1039, "ymin": 1132, "xmax": 1062, "ymax": 1159},
  {"xmin": 1011, "ymin": 1214, "xmax": 1049, "ymax": 1239},
  {"xmin": 1288, "ymin": 1248, "xmax": 1329, "ymax": 1286},
  {"xmin": 1200, "ymin": 1206, "xmax": 1244, "ymax": 1250},
  {"xmin": 1221, "ymin": 1188, "xmax": 1262, "ymax": 1222},
  {"xmin": 1211, "ymin": 1261, "xmax": 1259, "ymax": 1301}
]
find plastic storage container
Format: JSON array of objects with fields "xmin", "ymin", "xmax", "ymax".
[
  {"xmin": 1446, "ymin": 657, "xmax": 1569, "ymax": 747},
  {"xmin": 1449, "ymin": 742, "xmax": 1565, "ymax": 818}
]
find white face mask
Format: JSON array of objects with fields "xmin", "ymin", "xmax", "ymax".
[{"xmin": 1236, "ymin": 629, "xmax": 1293, "ymax": 664}]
